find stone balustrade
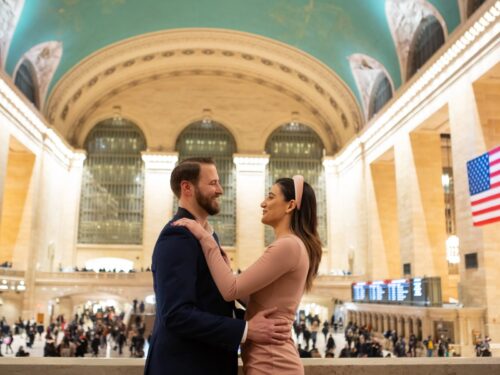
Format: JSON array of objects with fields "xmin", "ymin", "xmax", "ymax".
[{"xmin": 0, "ymin": 357, "xmax": 499, "ymax": 374}]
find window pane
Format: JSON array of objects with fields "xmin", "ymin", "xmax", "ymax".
[
  {"xmin": 265, "ymin": 123, "xmax": 327, "ymax": 246},
  {"xmin": 78, "ymin": 118, "xmax": 146, "ymax": 244},
  {"xmin": 14, "ymin": 62, "xmax": 38, "ymax": 107},
  {"xmin": 175, "ymin": 121, "xmax": 236, "ymax": 246},
  {"xmin": 407, "ymin": 16, "xmax": 445, "ymax": 79},
  {"xmin": 369, "ymin": 74, "xmax": 393, "ymax": 119}
]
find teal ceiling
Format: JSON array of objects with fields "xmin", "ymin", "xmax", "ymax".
[{"xmin": 6, "ymin": 0, "xmax": 460, "ymax": 103}]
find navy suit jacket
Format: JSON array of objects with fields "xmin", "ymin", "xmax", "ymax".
[{"xmin": 144, "ymin": 208, "xmax": 245, "ymax": 375}]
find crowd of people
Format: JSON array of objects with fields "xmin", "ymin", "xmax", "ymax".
[
  {"xmin": 290, "ymin": 313, "xmax": 492, "ymax": 359},
  {"xmin": 0, "ymin": 305, "xmax": 148, "ymax": 358}
]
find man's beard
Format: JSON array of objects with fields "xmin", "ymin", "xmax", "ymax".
[{"xmin": 195, "ymin": 187, "xmax": 220, "ymax": 216}]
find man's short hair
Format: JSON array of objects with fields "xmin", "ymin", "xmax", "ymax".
[{"xmin": 170, "ymin": 157, "xmax": 216, "ymax": 198}]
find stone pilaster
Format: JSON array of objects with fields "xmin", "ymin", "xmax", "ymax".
[
  {"xmin": 394, "ymin": 132, "xmax": 450, "ymax": 300},
  {"xmin": 0, "ymin": 125, "xmax": 9, "ymax": 230},
  {"xmin": 233, "ymin": 154, "xmax": 269, "ymax": 269},
  {"xmin": 449, "ymin": 81, "xmax": 500, "ymax": 340},
  {"xmin": 141, "ymin": 152, "xmax": 178, "ymax": 269}
]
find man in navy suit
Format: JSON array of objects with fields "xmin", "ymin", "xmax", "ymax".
[{"xmin": 144, "ymin": 157, "xmax": 290, "ymax": 375}]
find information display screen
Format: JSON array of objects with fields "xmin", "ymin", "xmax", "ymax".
[
  {"xmin": 387, "ymin": 279, "xmax": 411, "ymax": 303},
  {"xmin": 351, "ymin": 277, "xmax": 441, "ymax": 306}
]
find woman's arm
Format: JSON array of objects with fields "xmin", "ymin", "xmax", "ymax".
[{"xmin": 173, "ymin": 218, "xmax": 302, "ymax": 301}]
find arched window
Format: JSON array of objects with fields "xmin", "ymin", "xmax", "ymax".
[
  {"xmin": 175, "ymin": 121, "xmax": 237, "ymax": 246},
  {"xmin": 78, "ymin": 118, "xmax": 147, "ymax": 244},
  {"xmin": 407, "ymin": 15, "xmax": 445, "ymax": 80},
  {"xmin": 265, "ymin": 123, "xmax": 327, "ymax": 246},
  {"xmin": 14, "ymin": 60, "xmax": 38, "ymax": 108},
  {"xmin": 368, "ymin": 73, "xmax": 393, "ymax": 119},
  {"xmin": 467, "ymin": 0, "xmax": 486, "ymax": 18}
]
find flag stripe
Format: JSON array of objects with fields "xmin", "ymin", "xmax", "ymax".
[
  {"xmin": 472, "ymin": 203, "xmax": 500, "ymax": 216},
  {"xmin": 474, "ymin": 215, "xmax": 500, "ymax": 226},
  {"xmin": 469, "ymin": 146, "xmax": 500, "ymax": 226},
  {"xmin": 471, "ymin": 197, "xmax": 500, "ymax": 212},
  {"xmin": 473, "ymin": 209, "xmax": 500, "ymax": 223},
  {"xmin": 471, "ymin": 189, "xmax": 500, "ymax": 204},
  {"xmin": 489, "ymin": 146, "xmax": 500, "ymax": 157}
]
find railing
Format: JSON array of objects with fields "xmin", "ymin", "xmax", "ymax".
[
  {"xmin": 0, "ymin": 268, "xmax": 26, "ymax": 278},
  {"xmin": 0, "ymin": 357, "xmax": 499, "ymax": 375}
]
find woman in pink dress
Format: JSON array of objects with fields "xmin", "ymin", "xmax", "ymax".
[{"xmin": 174, "ymin": 176, "xmax": 322, "ymax": 374}]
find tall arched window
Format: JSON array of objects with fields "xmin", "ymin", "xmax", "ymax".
[
  {"xmin": 175, "ymin": 120, "xmax": 237, "ymax": 246},
  {"xmin": 265, "ymin": 123, "xmax": 327, "ymax": 246},
  {"xmin": 407, "ymin": 15, "xmax": 445, "ymax": 80},
  {"xmin": 467, "ymin": 0, "xmax": 486, "ymax": 18},
  {"xmin": 78, "ymin": 118, "xmax": 147, "ymax": 244},
  {"xmin": 368, "ymin": 73, "xmax": 393, "ymax": 119},
  {"xmin": 14, "ymin": 60, "xmax": 38, "ymax": 108}
]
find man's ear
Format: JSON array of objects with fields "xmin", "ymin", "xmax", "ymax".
[{"xmin": 180, "ymin": 180, "xmax": 194, "ymax": 196}]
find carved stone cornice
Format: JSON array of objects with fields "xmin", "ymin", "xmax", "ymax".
[{"xmin": 45, "ymin": 28, "xmax": 363, "ymax": 152}]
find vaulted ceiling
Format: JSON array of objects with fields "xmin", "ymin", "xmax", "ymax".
[{"xmin": 2, "ymin": 0, "xmax": 463, "ymax": 152}]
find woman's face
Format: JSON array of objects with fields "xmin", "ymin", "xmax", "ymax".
[{"xmin": 260, "ymin": 183, "xmax": 290, "ymax": 226}]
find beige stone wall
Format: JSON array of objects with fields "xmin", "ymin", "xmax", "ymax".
[
  {"xmin": 367, "ymin": 158, "xmax": 400, "ymax": 279},
  {"xmin": 0, "ymin": 142, "xmax": 35, "ymax": 264},
  {"xmin": 0, "ymin": 293, "xmax": 23, "ymax": 324},
  {"xmin": 329, "ymin": 160, "xmax": 367, "ymax": 276}
]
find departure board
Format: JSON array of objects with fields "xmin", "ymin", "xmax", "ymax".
[
  {"xmin": 387, "ymin": 279, "xmax": 411, "ymax": 303},
  {"xmin": 351, "ymin": 277, "xmax": 442, "ymax": 306}
]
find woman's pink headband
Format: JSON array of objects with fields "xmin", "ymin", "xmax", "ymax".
[{"xmin": 292, "ymin": 175, "xmax": 304, "ymax": 210}]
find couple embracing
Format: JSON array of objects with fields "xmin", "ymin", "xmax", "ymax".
[{"xmin": 144, "ymin": 157, "xmax": 322, "ymax": 375}]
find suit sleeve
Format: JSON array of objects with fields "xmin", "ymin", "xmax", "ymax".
[
  {"xmin": 153, "ymin": 226, "xmax": 245, "ymax": 351},
  {"xmin": 199, "ymin": 235, "xmax": 302, "ymax": 301}
]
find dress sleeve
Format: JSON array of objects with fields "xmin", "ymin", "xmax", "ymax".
[{"xmin": 199, "ymin": 235, "xmax": 302, "ymax": 301}]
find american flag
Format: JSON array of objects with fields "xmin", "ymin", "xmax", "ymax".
[{"xmin": 467, "ymin": 146, "xmax": 500, "ymax": 226}]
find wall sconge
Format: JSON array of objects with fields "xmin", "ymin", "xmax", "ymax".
[
  {"xmin": 112, "ymin": 105, "xmax": 123, "ymax": 125},
  {"xmin": 446, "ymin": 235, "xmax": 460, "ymax": 264},
  {"xmin": 202, "ymin": 108, "xmax": 212, "ymax": 126},
  {"xmin": 290, "ymin": 111, "xmax": 300, "ymax": 127}
]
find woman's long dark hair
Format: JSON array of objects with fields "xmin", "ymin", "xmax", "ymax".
[{"xmin": 275, "ymin": 178, "xmax": 322, "ymax": 291}]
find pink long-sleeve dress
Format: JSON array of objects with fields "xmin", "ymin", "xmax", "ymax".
[{"xmin": 199, "ymin": 233, "xmax": 309, "ymax": 375}]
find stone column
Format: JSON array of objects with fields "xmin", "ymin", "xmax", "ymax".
[
  {"xmin": 412, "ymin": 317, "xmax": 420, "ymax": 338},
  {"xmin": 0, "ymin": 124, "xmax": 9, "ymax": 230},
  {"xmin": 63, "ymin": 151, "xmax": 86, "ymax": 268},
  {"xmin": 396, "ymin": 316, "xmax": 403, "ymax": 336},
  {"xmin": 394, "ymin": 132, "xmax": 450, "ymax": 300},
  {"xmin": 449, "ymin": 81, "xmax": 500, "ymax": 340},
  {"xmin": 384, "ymin": 314, "xmax": 391, "ymax": 332},
  {"xmin": 141, "ymin": 152, "xmax": 178, "ymax": 269},
  {"xmin": 323, "ymin": 157, "xmax": 337, "ymax": 272},
  {"xmin": 233, "ymin": 154, "xmax": 269, "ymax": 269},
  {"xmin": 404, "ymin": 317, "xmax": 412, "ymax": 339}
]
